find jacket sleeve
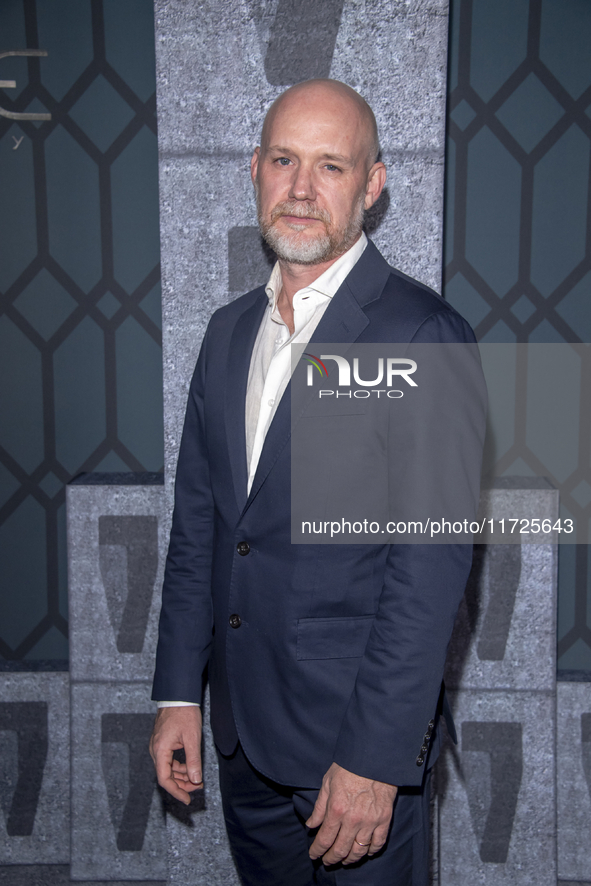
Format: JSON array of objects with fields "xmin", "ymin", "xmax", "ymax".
[
  {"xmin": 151, "ymin": 324, "xmax": 215, "ymax": 704},
  {"xmin": 332, "ymin": 310, "xmax": 487, "ymax": 786}
]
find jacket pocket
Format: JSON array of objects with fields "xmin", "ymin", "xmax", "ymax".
[{"xmin": 296, "ymin": 615, "xmax": 374, "ymax": 660}]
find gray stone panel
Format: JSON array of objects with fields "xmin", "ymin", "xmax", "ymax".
[
  {"xmin": 158, "ymin": 155, "xmax": 254, "ymax": 482},
  {"xmin": 0, "ymin": 867, "xmax": 166, "ymax": 886},
  {"xmin": 264, "ymin": 0, "xmax": 345, "ymax": 85},
  {"xmin": 446, "ymin": 486, "xmax": 558, "ymax": 691},
  {"xmin": 429, "ymin": 774, "xmax": 439, "ymax": 884},
  {"xmin": 0, "ymin": 674, "xmax": 69, "ymax": 864},
  {"xmin": 153, "ymin": 1, "xmax": 451, "ymax": 881},
  {"xmin": 557, "ymin": 682, "xmax": 591, "ymax": 881},
  {"xmin": 365, "ymin": 153, "xmax": 446, "ymax": 292},
  {"xmin": 154, "ymin": 0, "xmax": 277, "ymax": 157},
  {"xmin": 331, "ymin": 0, "xmax": 449, "ymax": 155},
  {"xmin": 227, "ymin": 225, "xmax": 275, "ymax": 293},
  {"xmin": 154, "ymin": 0, "xmax": 450, "ymax": 497},
  {"xmin": 437, "ymin": 690, "xmax": 556, "ymax": 886},
  {"xmin": 67, "ymin": 484, "xmax": 165, "ymax": 682},
  {"xmin": 154, "ymin": 0, "xmax": 448, "ymax": 156},
  {"xmin": 166, "ymin": 690, "xmax": 240, "ymax": 886},
  {"xmin": 70, "ymin": 682, "xmax": 166, "ymax": 881},
  {"xmin": 476, "ymin": 483, "xmax": 561, "ymax": 545}
]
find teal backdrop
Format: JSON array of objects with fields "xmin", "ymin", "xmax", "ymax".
[
  {"xmin": 0, "ymin": 0, "xmax": 163, "ymax": 667},
  {"xmin": 444, "ymin": 0, "xmax": 591, "ymax": 678},
  {"xmin": 0, "ymin": 0, "xmax": 590, "ymax": 679}
]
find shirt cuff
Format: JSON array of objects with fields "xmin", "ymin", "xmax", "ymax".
[{"xmin": 156, "ymin": 701, "xmax": 200, "ymax": 707}]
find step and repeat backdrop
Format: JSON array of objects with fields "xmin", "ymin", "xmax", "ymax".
[
  {"xmin": 0, "ymin": 0, "xmax": 163, "ymax": 668},
  {"xmin": 0, "ymin": 0, "xmax": 590, "ymax": 884}
]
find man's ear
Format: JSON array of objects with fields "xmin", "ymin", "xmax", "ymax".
[
  {"xmin": 250, "ymin": 147, "xmax": 261, "ymax": 185},
  {"xmin": 364, "ymin": 162, "xmax": 387, "ymax": 210}
]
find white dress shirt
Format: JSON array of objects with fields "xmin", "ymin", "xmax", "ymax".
[
  {"xmin": 245, "ymin": 232, "xmax": 367, "ymax": 493},
  {"xmin": 157, "ymin": 232, "xmax": 368, "ymax": 707}
]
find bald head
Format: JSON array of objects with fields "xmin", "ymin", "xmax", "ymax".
[
  {"xmin": 260, "ymin": 79, "xmax": 380, "ymax": 170},
  {"xmin": 251, "ymin": 78, "xmax": 386, "ymax": 269}
]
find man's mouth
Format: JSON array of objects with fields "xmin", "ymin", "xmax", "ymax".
[
  {"xmin": 279, "ymin": 215, "xmax": 322, "ymax": 225},
  {"xmin": 269, "ymin": 202, "xmax": 331, "ymax": 228}
]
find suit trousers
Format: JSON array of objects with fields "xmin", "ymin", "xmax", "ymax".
[{"xmin": 217, "ymin": 743, "xmax": 431, "ymax": 886}]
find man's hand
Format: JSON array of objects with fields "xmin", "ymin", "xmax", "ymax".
[
  {"xmin": 149, "ymin": 706, "xmax": 203, "ymax": 805},
  {"xmin": 306, "ymin": 763, "xmax": 398, "ymax": 866}
]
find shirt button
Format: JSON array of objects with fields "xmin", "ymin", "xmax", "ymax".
[
  {"xmin": 229, "ymin": 614, "xmax": 242, "ymax": 629},
  {"xmin": 236, "ymin": 541, "xmax": 250, "ymax": 556},
  {"xmin": 268, "ymin": 399, "xmax": 275, "ymax": 407}
]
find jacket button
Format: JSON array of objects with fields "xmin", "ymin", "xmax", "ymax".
[
  {"xmin": 428, "ymin": 720, "xmax": 435, "ymax": 730},
  {"xmin": 416, "ymin": 755, "xmax": 424, "ymax": 767},
  {"xmin": 421, "ymin": 744, "xmax": 428, "ymax": 754},
  {"xmin": 237, "ymin": 541, "xmax": 250, "ymax": 556},
  {"xmin": 229, "ymin": 614, "xmax": 242, "ymax": 629},
  {"xmin": 424, "ymin": 733, "xmax": 431, "ymax": 743}
]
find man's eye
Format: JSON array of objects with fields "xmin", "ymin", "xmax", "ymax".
[
  {"xmin": 277, "ymin": 157, "xmax": 291, "ymax": 166},
  {"xmin": 324, "ymin": 164, "xmax": 341, "ymax": 172}
]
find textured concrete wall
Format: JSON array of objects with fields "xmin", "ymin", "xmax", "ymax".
[
  {"xmin": 152, "ymin": 2, "xmax": 451, "ymax": 882},
  {"xmin": 68, "ymin": 483, "xmax": 166, "ymax": 684},
  {"xmin": 153, "ymin": 2, "xmax": 450, "ymax": 882},
  {"xmin": 154, "ymin": 0, "xmax": 450, "ymax": 491},
  {"xmin": 557, "ymin": 682, "xmax": 591, "ymax": 882},
  {"xmin": 438, "ymin": 690, "xmax": 556, "ymax": 886},
  {"xmin": 446, "ymin": 482, "xmax": 558, "ymax": 691},
  {"xmin": 71, "ymin": 682, "xmax": 167, "ymax": 881},
  {"xmin": 438, "ymin": 484, "xmax": 558, "ymax": 885},
  {"xmin": 67, "ymin": 479, "xmax": 167, "ymax": 881},
  {"xmin": 0, "ymin": 673, "xmax": 69, "ymax": 865}
]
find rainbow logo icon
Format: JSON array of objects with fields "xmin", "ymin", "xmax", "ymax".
[{"xmin": 303, "ymin": 353, "xmax": 329, "ymax": 377}]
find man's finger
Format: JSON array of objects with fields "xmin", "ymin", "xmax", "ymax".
[
  {"xmin": 154, "ymin": 747, "xmax": 203, "ymax": 795},
  {"xmin": 305, "ymin": 783, "xmax": 328, "ymax": 830},
  {"xmin": 157, "ymin": 764, "xmax": 195, "ymax": 804},
  {"xmin": 341, "ymin": 832, "xmax": 373, "ymax": 865},
  {"xmin": 308, "ymin": 817, "xmax": 341, "ymax": 860},
  {"xmin": 171, "ymin": 760, "xmax": 189, "ymax": 776},
  {"xmin": 183, "ymin": 730, "xmax": 202, "ymax": 785},
  {"xmin": 149, "ymin": 707, "xmax": 203, "ymax": 803},
  {"xmin": 318, "ymin": 820, "xmax": 360, "ymax": 866},
  {"xmin": 155, "ymin": 749, "xmax": 202, "ymax": 804},
  {"xmin": 367, "ymin": 821, "xmax": 389, "ymax": 857},
  {"xmin": 173, "ymin": 774, "xmax": 198, "ymax": 790}
]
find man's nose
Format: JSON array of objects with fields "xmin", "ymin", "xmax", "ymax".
[{"xmin": 288, "ymin": 164, "xmax": 316, "ymax": 201}]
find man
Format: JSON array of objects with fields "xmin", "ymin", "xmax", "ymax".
[{"xmin": 150, "ymin": 79, "xmax": 485, "ymax": 885}]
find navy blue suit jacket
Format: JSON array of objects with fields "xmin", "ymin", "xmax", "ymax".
[{"xmin": 152, "ymin": 239, "xmax": 486, "ymax": 788}]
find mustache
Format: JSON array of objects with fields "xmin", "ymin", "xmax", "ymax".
[{"xmin": 269, "ymin": 202, "xmax": 331, "ymax": 225}]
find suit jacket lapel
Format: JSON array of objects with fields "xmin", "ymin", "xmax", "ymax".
[
  {"xmin": 244, "ymin": 242, "xmax": 391, "ymax": 510},
  {"xmin": 225, "ymin": 290, "xmax": 268, "ymax": 514}
]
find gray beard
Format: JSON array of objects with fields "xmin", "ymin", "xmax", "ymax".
[{"xmin": 256, "ymin": 190, "xmax": 365, "ymax": 266}]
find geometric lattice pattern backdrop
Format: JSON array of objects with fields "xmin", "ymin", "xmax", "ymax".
[
  {"xmin": 1, "ymin": 0, "xmax": 589, "ymax": 681},
  {"xmin": 0, "ymin": 0, "xmax": 163, "ymax": 668},
  {"xmin": 443, "ymin": 0, "xmax": 591, "ymax": 677}
]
